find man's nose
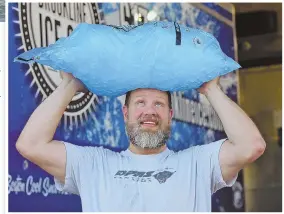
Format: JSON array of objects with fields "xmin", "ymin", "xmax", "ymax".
[{"xmin": 143, "ymin": 104, "xmax": 157, "ymax": 115}]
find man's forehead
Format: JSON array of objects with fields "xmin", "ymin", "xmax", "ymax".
[{"xmin": 131, "ymin": 88, "xmax": 168, "ymax": 98}]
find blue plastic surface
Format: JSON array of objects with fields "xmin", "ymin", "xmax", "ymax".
[{"xmin": 14, "ymin": 21, "xmax": 241, "ymax": 96}]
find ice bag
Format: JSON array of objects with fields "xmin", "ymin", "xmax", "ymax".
[{"xmin": 14, "ymin": 21, "xmax": 241, "ymax": 96}]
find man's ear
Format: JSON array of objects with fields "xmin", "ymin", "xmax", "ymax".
[
  {"xmin": 122, "ymin": 105, "xmax": 128, "ymax": 121},
  {"xmin": 170, "ymin": 109, "xmax": 174, "ymax": 119},
  {"xmin": 168, "ymin": 109, "xmax": 174, "ymax": 124}
]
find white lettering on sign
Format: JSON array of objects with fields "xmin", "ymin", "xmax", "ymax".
[{"xmin": 8, "ymin": 174, "xmax": 70, "ymax": 197}]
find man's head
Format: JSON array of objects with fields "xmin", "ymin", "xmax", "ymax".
[{"xmin": 123, "ymin": 88, "xmax": 173, "ymax": 150}]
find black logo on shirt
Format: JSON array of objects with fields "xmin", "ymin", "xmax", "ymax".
[{"xmin": 114, "ymin": 169, "xmax": 176, "ymax": 184}]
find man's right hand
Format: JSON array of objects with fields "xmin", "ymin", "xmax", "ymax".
[{"xmin": 60, "ymin": 71, "xmax": 88, "ymax": 93}]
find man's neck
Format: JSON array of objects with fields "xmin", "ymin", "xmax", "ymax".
[{"xmin": 128, "ymin": 143, "xmax": 167, "ymax": 155}]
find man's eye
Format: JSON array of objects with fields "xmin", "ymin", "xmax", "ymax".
[
  {"xmin": 137, "ymin": 100, "xmax": 145, "ymax": 105},
  {"xmin": 155, "ymin": 102, "xmax": 163, "ymax": 107}
]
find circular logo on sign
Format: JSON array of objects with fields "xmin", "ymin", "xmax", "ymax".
[{"xmin": 17, "ymin": 2, "xmax": 104, "ymax": 127}]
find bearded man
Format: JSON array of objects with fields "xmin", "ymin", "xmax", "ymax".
[{"xmin": 16, "ymin": 72, "xmax": 265, "ymax": 212}]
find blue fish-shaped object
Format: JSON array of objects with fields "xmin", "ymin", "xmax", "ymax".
[{"xmin": 14, "ymin": 21, "xmax": 241, "ymax": 97}]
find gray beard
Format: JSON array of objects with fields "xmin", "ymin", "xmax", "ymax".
[{"xmin": 126, "ymin": 123, "xmax": 170, "ymax": 149}]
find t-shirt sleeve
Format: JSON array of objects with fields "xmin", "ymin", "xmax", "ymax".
[
  {"xmin": 195, "ymin": 139, "xmax": 238, "ymax": 193},
  {"xmin": 54, "ymin": 142, "xmax": 104, "ymax": 195}
]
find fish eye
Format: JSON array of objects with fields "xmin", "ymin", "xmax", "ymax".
[{"xmin": 194, "ymin": 37, "xmax": 202, "ymax": 45}]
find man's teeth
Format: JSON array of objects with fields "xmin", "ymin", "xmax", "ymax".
[{"xmin": 142, "ymin": 121, "xmax": 156, "ymax": 125}]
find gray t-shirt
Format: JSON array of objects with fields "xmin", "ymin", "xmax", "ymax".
[{"xmin": 55, "ymin": 139, "xmax": 237, "ymax": 212}]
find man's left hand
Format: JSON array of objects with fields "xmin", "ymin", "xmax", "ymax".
[{"xmin": 197, "ymin": 77, "xmax": 220, "ymax": 95}]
